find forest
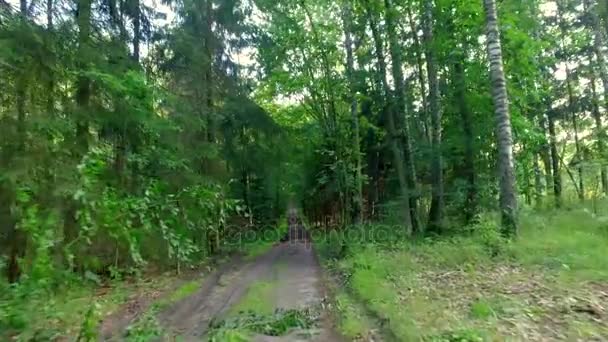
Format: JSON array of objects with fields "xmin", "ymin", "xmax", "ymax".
[{"xmin": 1, "ymin": 0, "xmax": 608, "ymax": 340}]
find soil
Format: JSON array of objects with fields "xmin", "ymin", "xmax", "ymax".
[
  {"xmin": 100, "ymin": 215, "xmax": 342, "ymax": 341},
  {"xmin": 159, "ymin": 240, "xmax": 341, "ymax": 340}
]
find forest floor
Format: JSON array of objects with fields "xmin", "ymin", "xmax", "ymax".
[
  {"xmin": 99, "ymin": 222, "xmax": 343, "ymax": 341},
  {"xmin": 317, "ymin": 207, "xmax": 608, "ymax": 341},
  {"xmin": 7, "ymin": 207, "xmax": 607, "ymax": 341}
]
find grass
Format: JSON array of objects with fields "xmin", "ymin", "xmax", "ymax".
[
  {"xmin": 0, "ymin": 273, "xmax": 176, "ymax": 341},
  {"xmin": 123, "ymin": 274, "xmax": 208, "ymax": 340},
  {"xmin": 512, "ymin": 208, "xmax": 608, "ymax": 281},
  {"xmin": 242, "ymin": 239, "xmax": 276, "ymax": 260},
  {"xmin": 229, "ymin": 281, "xmax": 276, "ymax": 316},
  {"xmin": 319, "ymin": 204, "xmax": 608, "ymax": 341},
  {"xmin": 236, "ymin": 219, "xmax": 288, "ymax": 260},
  {"xmin": 333, "ymin": 291, "xmax": 374, "ymax": 339},
  {"xmin": 159, "ymin": 279, "xmax": 201, "ymax": 308},
  {"xmin": 209, "ymin": 308, "xmax": 319, "ymax": 340},
  {"xmin": 469, "ymin": 299, "xmax": 498, "ymax": 319}
]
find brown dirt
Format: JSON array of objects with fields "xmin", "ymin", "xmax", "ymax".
[
  {"xmin": 155, "ymin": 238, "xmax": 341, "ymax": 341},
  {"xmin": 99, "ymin": 214, "xmax": 342, "ymax": 341},
  {"xmin": 99, "ymin": 268, "xmax": 214, "ymax": 341},
  {"xmin": 151, "ymin": 214, "xmax": 342, "ymax": 342}
]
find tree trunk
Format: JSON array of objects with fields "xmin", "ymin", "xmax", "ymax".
[
  {"xmin": 534, "ymin": 153, "xmax": 543, "ymax": 206},
  {"xmin": 342, "ymin": 2, "xmax": 364, "ymax": 223},
  {"xmin": 587, "ymin": 0, "xmax": 608, "ymax": 194},
  {"xmin": 539, "ymin": 115, "xmax": 554, "ymax": 196},
  {"xmin": 354, "ymin": 33, "xmax": 380, "ymax": 218},
  {"xmin": 6, "ymin": 0, "xmax": 29, "ymax": 283},
  {"xmin": 17, "ymin": 0, "xmax": 27, "ymax": 151},
  {"xmin": 556, "ymin": 1, "xmax": 583, "ymax": 201},
  {"xmin": 133, "ymin": 0, "xmax": 141, "ymax": 62},
  {"xmin": 483, "ymin": 0, "xmax": 518, "ymax": 237},
  {"xmin": 406, "ymin": 6, "xmax": 430, "ymax": 143},
  {"xmin": 548, "ymin": 112, "xmax": 562, "ymax": 208},
  {"xmin": 565, "ymin": 65, "xmax": 584, "ymax": 201},
  {"xmin": 454, "ymin": 59, "xmax": 477, "ymax": 223},
  {"xmin": 384, "ymin": 0, "xmax": 420, "ymax": 232},
  {"xmin": 364, "ymin": 1, "xmax": 412, "ymax": 231},
  {"xmin": 423, "ymin": 0, "xmax": 443, "ymax": 232},
  {"xmin": 46, "ymin": 0, "xmax": 54, "ymax": 115},
  {"xmin": 75, "ymin": 0, "xmax": 92, "ymax": 153},
  {"xmin": 205, "ymin": 0, "xmax": 214, "ymax": 144},
  {"xmin": 590, "ymin": 73, "xmax": 608, "ymax": 194},
  {"xmin": 63, "ymin": 0, "xmax": 93, "ymax": 272}
]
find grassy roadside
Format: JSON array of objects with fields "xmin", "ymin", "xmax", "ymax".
[
  {"xmin": 121, "ymin": 277, "xmax": 206, "ymax": 340},
  {"xmin": 316, "ymin": 206, "xmax": 608, "ymax": 341},
  {"xmin": 1, "ymin": 218, "xmax": 288, "ymax": 341},
  {"xmin": 124, "ymin": 222, "xmax": 290, "ymax": 340},
  {"xmin": 0, "ymin": 271, "xmax": 179, "ymax": 341},
  {"xmin": 321, "ymin": 271, "xmax": 378, "ymax": 341}
]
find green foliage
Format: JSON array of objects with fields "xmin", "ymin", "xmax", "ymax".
[
  {"xmin": 333, "ymin": 292, "xmax": 373, "ymax": 339},
  {"xmin": 0, "ymin": 275, "xmax": 163, "ymax": 341},
  {"xmin": 77, "ymin": 302, "xmax": 102, "ymax": 341},
  {"xmin": 3, "ymin": 0, "xmax": 608, "ymax": 337},
  {"xmin": 125, "ymin": 310, "xmax": 165, "ymax": 342},
  {"xmin": 229, "ymin": 281, "xmax": 276, "ymax": 316},
  {"xmin": 320, "ymin": 204, "xmax": 608, "ymax": 340},
  {"xmin": 209, "ymin": 329, "xmax": 250, "ymax": 342},
  {"xmin": 510, "ymin": 206, "xmax": 608, "ymax": 280},
  {"xmin": 165, "ymin": 280, "xmax": 201, "ymax": 305},
  {"xmin": 469, "ymin": 299, "xmax": 496, "ymax": 320},
  {"xmin": 209, "ymin": 308, "xmax": 319, "ymax": 339},
  {"xmin": 426, "ymin": 329, "xmax": 485, "ymax": 342}
]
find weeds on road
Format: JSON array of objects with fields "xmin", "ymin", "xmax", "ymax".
[{"xmin": 208, "ymin": 308, "xmax": 320, "ymax": 341}]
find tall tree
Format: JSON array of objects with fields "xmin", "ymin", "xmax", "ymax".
[
  {"xmin": 364, "ymin": 0, "xmax": 412, "ymax": 231},
  {"xmin": 75, "ymin": 0, "xmax": 92, "ymax": 152},
  {"xmin": 384, "ymin": 0, "xmax": 420, "ymax": 232},
  {"xmin": 483, "ymin": 0, "xmax": 518, "ymax": 236},
  {"xmin": 453, "ymin": 57, "xmax": 477, "ymax": 223},
  {"xmin": 556, "ymin": 0, "xmax": 584, "ymax": 201},
  {"xmin": 45, "ymin": 0, "xmax": 55, "ymax": 115},
  {"xmin": 423, "ymin": 0, "xmax": 443, "ymax": 231},
  {"xmin": 586, "ymin": 0, "xmax": 608, "ymax": 194},
  {"xmin": 342, "ymin": 1, "xmax": 364, "ymax": 223}
]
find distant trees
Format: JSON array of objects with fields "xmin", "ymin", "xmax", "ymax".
[
  {"xmin": 0, "ymin": 0, "xmax": 284, "ymax": 283},
  {"xmin": 256, "ymin": 0, "xmax": 608, "ymax": 237},
  {"xmin": 3, "ymin": 0, "xmax": 608, "ymax": 286}
]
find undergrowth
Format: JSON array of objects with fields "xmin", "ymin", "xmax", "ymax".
[
  {"xmin": 0, "ymin": 272, "xmax": 175, "ymax": 341},
  {"xmin": 316, "ymin": 203, "xmax": 608, "ymax": 340}
]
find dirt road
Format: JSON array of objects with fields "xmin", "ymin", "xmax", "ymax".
[{"xmin": 154, "ymin": 220, "xmax": 341, "ymax": 341}]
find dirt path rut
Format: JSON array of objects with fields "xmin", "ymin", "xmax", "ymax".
[{"xmin": 157, "ymin": 223, "xmax": 341, "ymax": 341}]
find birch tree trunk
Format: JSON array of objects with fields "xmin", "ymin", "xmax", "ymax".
[
  {"xmin": 587, "ymin": 0, "xmax": 608, "ymax": 194},
  {"xmin": 483, "ymin": 0, "xmax": 518, "ymax": 236}
]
